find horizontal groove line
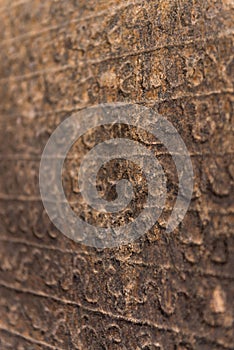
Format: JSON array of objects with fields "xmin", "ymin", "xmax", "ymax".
[
  {"xmin": 1, "ymin": 152, "xmax": 234, "ymax": 160},
  {"xmin": 0, "ymin": 0, "xmax": 32, "ymax": 14},
  {"xmin": 0, "ymin": 327, "xmax": 62, "ymax": 349},
  {"xmin": 0, "ymin": 0, "xmax": 143, "ymax": 46}
]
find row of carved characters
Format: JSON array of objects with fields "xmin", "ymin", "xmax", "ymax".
[
  {"xmin": 64, "ymin": 154, "xmax": 234, "ymax": 212},
  {"xmin": 157, "ymin": 96, "xmax": 234, "ymax": 152},
  {"xmin": 0, "ymin": 198, "xmax": 233, "ymax": 270},
  {"xmin": 0, "ymin": 160, "xmax": 40, "ymax": 196},
  {"xmin": 0, "ymin": 87, "xmax": 233, "ymax": 181},
  {"xmin": 0, "ymin": 328, "xmax": 209, "ymax": 350},
  {"xmin": 0, "ymin": 153, "xmax": 232, "ymax": 208},
  {"xmin": 1, "ymin": 0, "xmax": 233, "ymax": 77},
  {"xmin": 0, "ymin": 202, "xmax": 58, "ymax": 240},
  {"xmin": 0, "ymin": 243, "xmax": 233, "ymax": 337},
  {"xmin": 173, "ymin": 211, "xmax": 233, "ymax": 272},
  {"xmin": 1, "ymin": 40, "xmax": 233, "ymax": 118},
  {"xmin": 0, "ymin": 96, "xmax": 232, "ymax": 177},
  {"xmin": 0, "ymin": 163, "xmax": 232, "ymax": 253},
  {"xmin": 1, "ymin": 284, "xmax": 232, "ymax": 349},
  {"xmin": 1, "ymin": 191, "xmax": 233, "ymax": 250}
]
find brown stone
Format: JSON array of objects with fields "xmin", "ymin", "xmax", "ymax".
[{"xmin": 0, "ymin": 0, "xmax": 233, "ymax": 349}]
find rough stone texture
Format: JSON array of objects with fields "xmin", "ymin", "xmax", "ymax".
[{"xmin": 0, "ymin": 0, "xmax": 233, "ymax": 349}]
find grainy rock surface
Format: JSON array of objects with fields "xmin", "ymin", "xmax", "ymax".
[{"xmin": 0, "ymin": 0, "xmax": 233, "ymax": 349}]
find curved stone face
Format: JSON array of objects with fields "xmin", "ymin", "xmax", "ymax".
[{"xmin": 0, "ymin": 1, "xmax": 233, "ymax": 349}]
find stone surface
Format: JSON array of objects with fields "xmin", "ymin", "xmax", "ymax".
[{"xmin": 0, "ymin": 0, "xmax": 233, "ymax": 349}]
